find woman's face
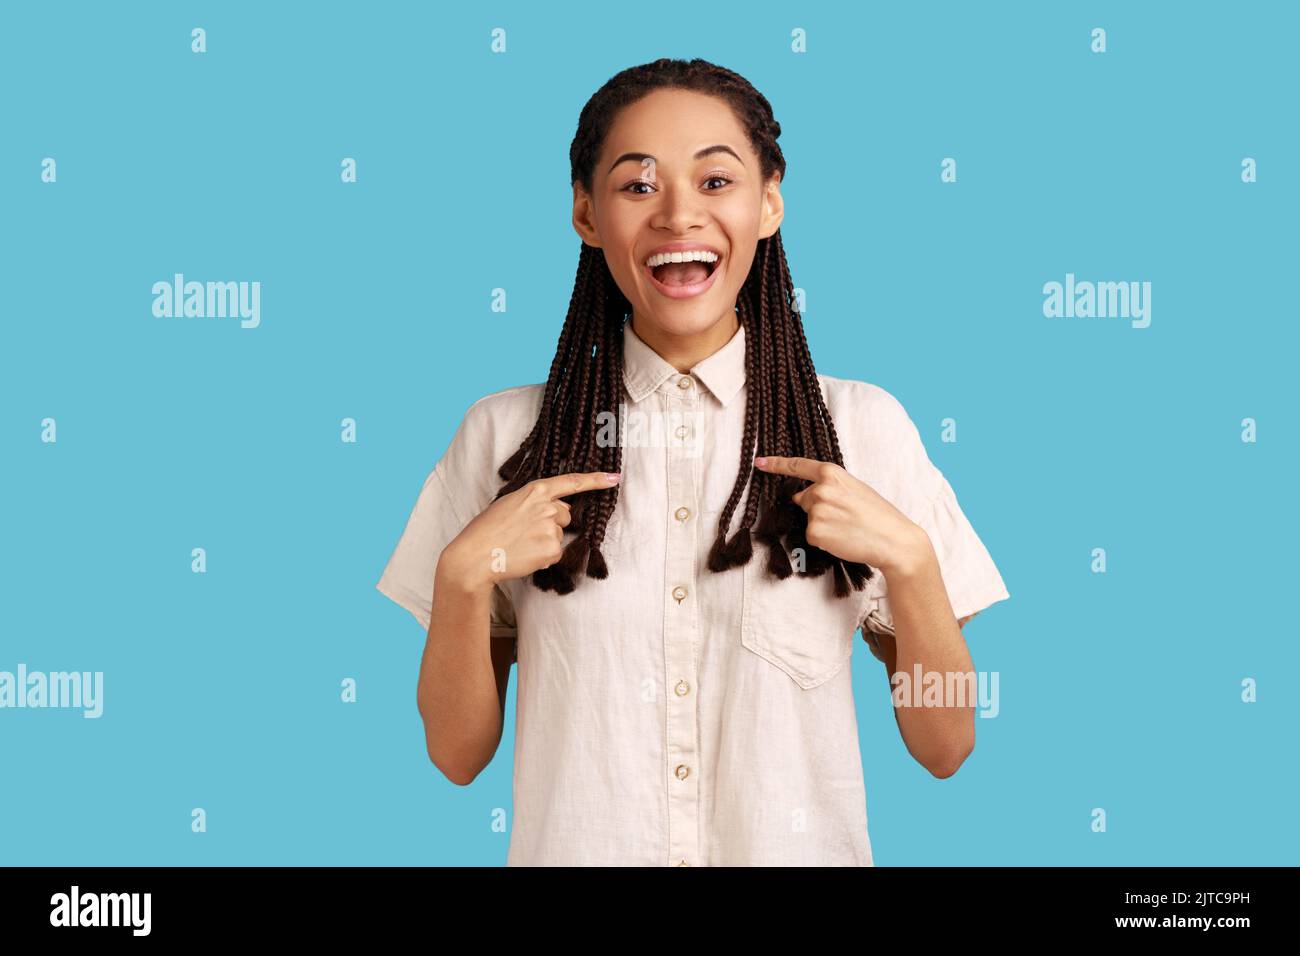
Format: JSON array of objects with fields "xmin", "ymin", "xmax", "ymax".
[{"xmin": 573, "ymin": 88, "xmax": 783, "ymax": 343}]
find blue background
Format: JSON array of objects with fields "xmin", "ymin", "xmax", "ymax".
[{"xmin": 1, "ymin": 0, "xmax": 1295, "ymax": 865}]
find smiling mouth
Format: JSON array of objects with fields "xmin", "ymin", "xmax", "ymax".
[
  {"xmin": 644, "ymin": 254, "xmax": 722, "ymax": 298},
  {"xmin": 649, "ymin": 256, "xmax": 719, "ymax": 282}
]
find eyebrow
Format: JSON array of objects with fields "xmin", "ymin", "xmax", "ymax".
[{"xmin": 607, "ymin": 144, "xmax": 745, "ymax": 176}]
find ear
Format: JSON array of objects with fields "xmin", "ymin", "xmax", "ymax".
[
  {"xmin": 757, "ymin": 174, "xmax": 784, "ymax": 240},
  {"xmin": 572, "ymin": 183, "xmax": 601, "ymax": 248}
]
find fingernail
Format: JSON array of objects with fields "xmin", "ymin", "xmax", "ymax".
[
  {"xmin": 606, "ymin": 473, "xmax": 621, "ymax": 482},
  {"xmin": 753, "ymin": 456, "xmax": 767, "ymax": 467}
]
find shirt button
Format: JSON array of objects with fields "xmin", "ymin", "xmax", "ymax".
[
  {"xmin": 675, "ymin": 506, "xmax": 690, "ymax": 521},
  {"xmin": 672, "ymin": 585, "xmax": 688, "ymax": 603},
  {"xmin": 675, "ymin": 425, "xmax": 689, "ymax": 439},
  {"xmin": 677, "ymin": 376, "xmax": 693, "ymax": 389},
  {"xmin": 674, "ymin": 680, "xmax": 690, "ymax": 697},
  {"xmin": 675, "ymin": 764, "xmax": 691, "ymax": 781}
]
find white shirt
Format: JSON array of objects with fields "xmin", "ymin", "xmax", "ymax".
[{"xmin": 376, "ymin": 320, "xmax": 1009, "ymax": 866}]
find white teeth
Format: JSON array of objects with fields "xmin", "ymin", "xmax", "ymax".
[{"xmin": 644, "ymin": 250, "xmax": 720, "ymax": 268}]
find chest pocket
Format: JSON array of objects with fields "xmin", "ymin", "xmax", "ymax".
[{"xmin": 740, "ymin": 550, "xmax": 871, "ymax": 689}]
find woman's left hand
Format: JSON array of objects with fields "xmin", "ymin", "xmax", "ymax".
[{"xmin": 752, "ymin": 455, "xmax": 932, "ymax": 577}]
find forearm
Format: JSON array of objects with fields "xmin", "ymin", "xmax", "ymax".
[
  {"xmin": 417, "ymin": 549, "xmax": 504, "ymax": 785},
  {"xmin": 883, "ymin": 527, "xmax": 976, "ymax": 778}
]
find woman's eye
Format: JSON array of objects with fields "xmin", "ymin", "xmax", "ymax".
[{"xmin": 704, "ymin": 176, "xmax": 733, "ymax": 190}]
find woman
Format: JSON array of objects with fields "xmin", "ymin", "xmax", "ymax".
[{"xmin": 376, "ymin": 58, "xmax": 1009, "ymax": 866}]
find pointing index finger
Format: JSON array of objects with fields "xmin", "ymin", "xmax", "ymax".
[
  {"xmin": 536, "ymin": 471, "xmax": 621, "ymax": 500},
  {"xmin": 752, "ymin": 455, "xmax": 822, "ymax": 481}
]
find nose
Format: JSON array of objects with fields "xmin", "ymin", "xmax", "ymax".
[{"xmin": 650, "ymin": 179, "xmax": 708, "ymax": 234}]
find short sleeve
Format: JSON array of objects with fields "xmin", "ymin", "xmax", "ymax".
[
  {"xmin": 375, "ymin": 401, "xmax": 520, "ymax": 645},
  {"xmin": 856, "ymin": 391, "xmax": 1009, "ymax": 656}
]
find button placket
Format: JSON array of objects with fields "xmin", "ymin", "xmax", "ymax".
[{"xmin": 663, "ymin": 377, "xmax": 701, "ymax": 867}]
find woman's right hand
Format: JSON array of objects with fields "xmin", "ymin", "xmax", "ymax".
[{"xmin": 438, "ymin": 471, "xmax": 621, "ymax": 592}]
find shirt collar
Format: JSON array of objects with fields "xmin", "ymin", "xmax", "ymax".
[{"xmin": 622, "ymin": 319, "xmax": 747, "ymax": 408}]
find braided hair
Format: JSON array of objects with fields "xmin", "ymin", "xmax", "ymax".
[{"xmin": 493, "ymin": 57, "xmax": 873, "ymax": 601}]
